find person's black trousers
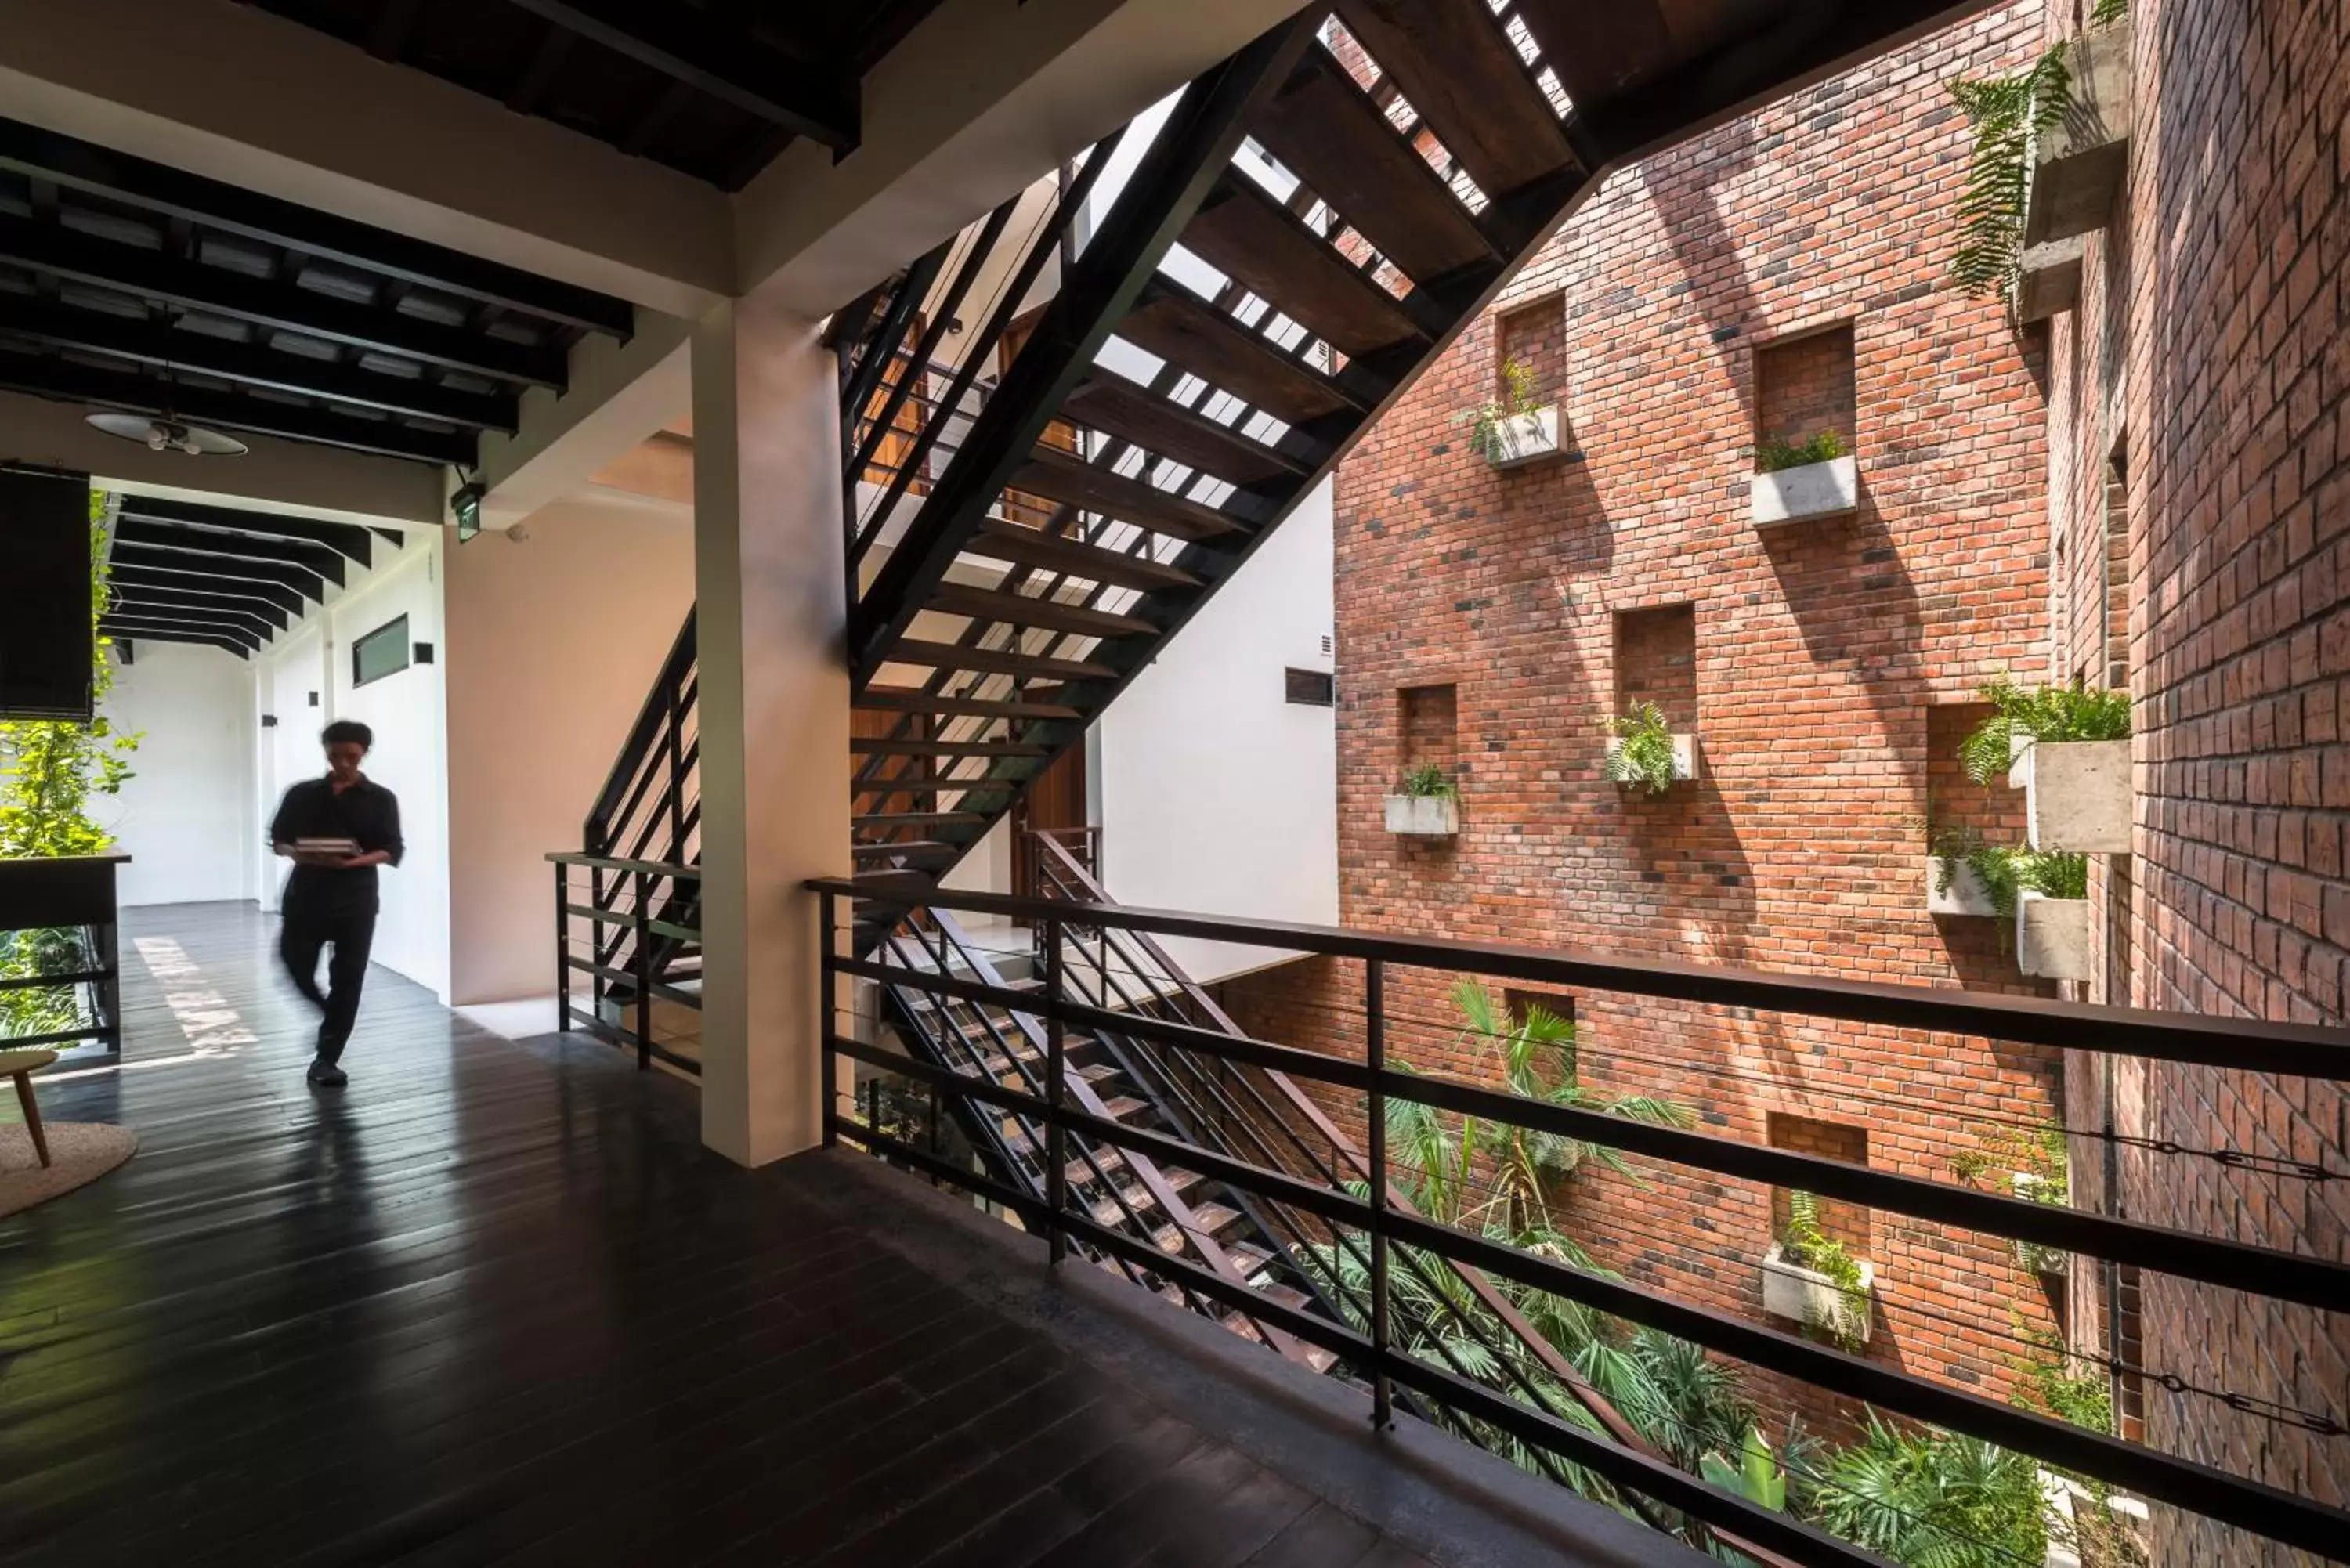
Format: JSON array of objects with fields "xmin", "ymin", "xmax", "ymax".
[{"xmin": 280, "ymin": 906, "xmax": 377, "ymax": 1064}]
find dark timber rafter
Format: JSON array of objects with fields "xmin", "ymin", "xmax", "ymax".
[{"xmin": 504, "ymin": 0, "xmax": 860, "ymax": 154}]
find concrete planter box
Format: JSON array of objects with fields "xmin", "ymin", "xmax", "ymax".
[
  {"xmin": 2012, "ymin": 1172, "xmax": 2069, "ymax": 1275},
  {"xmin": 1925, "ymin": 856, "xmax": 1999, "ymax": 917},
  {"xmin": 2024, "ymin": 20, "xmax": 2133, "ymax": 246},
  {"xmin": 2005, "ymin": 727, "xmax": 2035, "ymax": 789},
  {"xmin": 2040, "ymin": 1468, "xmax": 2150, "ymax": 1568},
  {"xmin": 2023, "ymin": 739, "xmax": 2131, "ymax": 853},
  {"xmin": 1384, "ymin": 794, "xmax": 1459, "ymax": 836},
  {"xmin": 1751, "ymin": 453, "xmax": 1858, "ymax": 526},
  {"xmin": 2016, "ymin": 236, "xmax": 2085, "ymax": 321},
  {"xmin": 1761, "ymin": 1243, "xmax": 1873, "ymax": 1344},
  {"xmin": 2018, "ymin": 891, "xmax": 2092, "ymax": 981},
  {"xmin": 1606, "ymin": 733, "xmax": 1699, "ymax": 789},
  {"xmin": 1483, "ymin": 406, "xmax": 1561, "ymax": 470}
]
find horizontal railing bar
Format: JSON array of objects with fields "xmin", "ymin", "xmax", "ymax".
[
  {"xmin": 1060, "ymin": 1208, "xmax": 1361, "ymax": 1364},
  {"xmin": 1383, "ymin": 1209, "xmax": 2350, "ymax": 1557},
  {"xmin": 645, "ymin": 980, "xmax": 702, "ymax": 1009},
  {"xmin": 805, "ymin": 876, "xmax": 2350, "ymax": 1077},
  {"xmin": 832, "ymin": 953, "xmax": 1044, "ymax": 1017},
  {"xmin": 1, "ymin": 1026, "xmax": 110, "ymax": 1047},
  {"xmin": 1061, "ymin": 995, "xmax": 1376, "ymax": 1093},
  {"xmin": 827, "ymin": 1031, "xmax": 1049, "ymax": 1120},
  {"xmin": 645, "ymin": 919, "xmax": 700, "ymax": 943},
  {"xmin": 0, "ymin": 969, "xmax": 107, "ymax": 990},
  {"xmin": 550, "ymin": 851, "xmax": 700, "ymax": 878},
  {"xmin": 1064, "ymin": 992, "xmax": 2350, "ymax": 1307}
]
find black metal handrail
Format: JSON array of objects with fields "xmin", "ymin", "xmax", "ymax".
[
  {"xmin": 550, "ymin": 850, "xmax": 700, "ymax": 1077},
  {"xmin": 812, "ymin": 873, "xmax": 2350, "ymax": 1568}
]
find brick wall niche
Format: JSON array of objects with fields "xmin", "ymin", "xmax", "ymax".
[
  {"xmin": 1482, "ymin": 298, "xmax": 1567, "ymax": 469},
  {"xmin": 1752, "ymin": 324, "xmax": 1859, "ymax": 526},
  {"xmin": 1390, "ymin": 683, "xmax": 1462, "ymax": 837},
  {"xmin": 1611, "ymin": 605, "xmax": 1699, "ymax": 784}
]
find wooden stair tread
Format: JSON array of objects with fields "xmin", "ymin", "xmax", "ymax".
[
  {"xmin": 1092, "ymin": 1187, "xmax": 1162, "ymax": 1226},
  {"xmin": 1185, "ymin": 1201, "xmax": 1242, "ymax": 1234},
  {"xmin": 927, "ymin": 583, "xmax": 1159, "ymax": 641},
  {"xmin": 851, "ymin": 736, "xmax": 1050, "ymax": 757},
  {"xmin": 850, "ymin": 840, "xmax": 958, "ymax": 865},
  {"xmin": 1097, "ymin": 1094, "xmax": 1148, "ymax": 1121},
  {"xmin": 1007, "ymin": 445, "xmax": 1249, "ymax": 543},
  {"xmin": 856, "ymin": 688, "xmax": 1083, "ymax": 720},
  {"xmin": 877, "ymin": 638, "xmax": 1122, "ymax": 681},
  {"xmin": 849, "ymin": 774, "xmax": 1021, "ymax": 795},
  {"xmin": 852, "ymin": 810, "xmax": 992, "ymax": 830},
  {"xmin": 1333, "ymin": 0, "xmax": 1576, "ymax": 199},
  {"xmin": 1182, "ymin": 172, "xmax": 1429, "ymax": 359},
  {"xmin": 969, "ymin": 518, "xmax": 1205, "ymax": 593},
  {"xmin": 1060, "ymin": 375, "xmax": 1310, "ymax": 486},
  {"xmin": 1224, "ymin": 1242, "xmax": 1275, "ymax": 1277},
  {"xmin": 1251, "ymin": 45, "xmax": 1496, "ymax": 286},
  {"xmin": 1115, "ymin": 279, "xmax": 1360, "ymax": 425}
]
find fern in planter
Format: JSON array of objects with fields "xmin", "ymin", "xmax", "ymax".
[
  {"xmin": 1754, "ymin": 430, "xmax": 1846, "ymax": 474},
  {"xmin": 1951, "ymin": 843, "xmax": 2089, "ymax": 919},
  {"xmin": 1459, "ymin": 357, "xmax": 1543, "ymax": 461},
  {"xmin": 1603, "ymin": 701, "xmax": 1681, "ymax": 794},
  {"xmin": 1948, "ymin": 0, "xmax": 2130, "ymax": 300},
  {"xmin": 1959, "ymin": 675, "xmax": 2130, "ymax": 785},
  {"xmin": 1951, "ymin": 1122, "xmax": 2072, "ymax": 1274},
  {"xmin": 1398, "ymin": 761, "xmax": 1457, "ymax": 800},
  {"xmin": 1780, "ymin": 1192, "xmax": 1871, "ymax": 1353}
]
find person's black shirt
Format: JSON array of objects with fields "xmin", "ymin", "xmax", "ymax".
[{"xmin": 270, "ymin": 776, "xmax": 403, "ymax": 916}]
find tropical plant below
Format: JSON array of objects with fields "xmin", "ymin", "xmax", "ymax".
[
  {"xmin": 1806, "ymin": 1414, "xmax": 2046, "ymax": 1568},
  {"xmin": 1603, "ymin": 701, "xmax": 1683, "ymax": 795},
  {"xmin": 1, "ymin": 488, "xmax": 139, "ymax": 1042},
  {"xmin": 1958, "ymin": 675, "xmax": 2130, "ymax": 786},
  {"xmin": 1398, "ymin": 761, "xmax": 1458, "ymax": 800},
  {"xmin": 1754, "ymin": 430, "xmax": 1846, "ymax": 474},
  {"xmin": 1459, "ymin": 356, "xmax": 1545, "ymax": 461}
]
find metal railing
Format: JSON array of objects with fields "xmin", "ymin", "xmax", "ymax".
[
  {"xmin": 810, "ymin": 873, "xmax": 2350, "ymax": 1568},
  {"xmin": 552, "ymin": 851, "xmax": 701, "ymax": 1075}
]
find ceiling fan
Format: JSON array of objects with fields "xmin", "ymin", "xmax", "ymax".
[{"xmin": 84, "ymin": 410, "xmax": 250, "ymax": 457}]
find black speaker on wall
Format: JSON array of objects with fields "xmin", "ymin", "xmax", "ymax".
[{"xmin": 0, "ymin": 467, "xmax": 95, "ymax": 722}]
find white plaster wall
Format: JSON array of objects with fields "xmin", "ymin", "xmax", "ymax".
[
  {"xmin": 255, "ymin": 622, "xmax": 330, "ymax": 916},
  {"xmin": 442, "ymin": 493, "xmax": 696, "ymax": 1006},
  {"xmin": 1096, "ymin": 479, "xmax": 1337, "ymax": 981},
  {"xmin": 99, "ymin": 641, "xmax": 257, "ymax": 907},
  {"xmin": 321, "ymin": 533, "xmax": 450, "ymax": 999}
]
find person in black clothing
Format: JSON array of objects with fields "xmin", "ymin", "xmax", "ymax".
[{"xmin": 270, "ymin": 720, "xmax": 403, "ymax": 1086}]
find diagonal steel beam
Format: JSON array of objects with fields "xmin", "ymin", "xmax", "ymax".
[
  {"xmin": 114, "ymin": 494, "xmax": 378, "ymax": 565},
  {"xmin": 847, "ymin": 12, "xmax": 1325, "ymax": 687}
]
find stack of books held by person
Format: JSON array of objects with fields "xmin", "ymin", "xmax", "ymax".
[{"xmin": 295, "ymin": 838, "xmax": 360, "ymax": 858}]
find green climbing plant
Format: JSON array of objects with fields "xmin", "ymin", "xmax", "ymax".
[
  {"xmin": 1, "ymin": 487, "xmax": 141, "ymax": 1040},
  {"xmin": 1958, "ymin": 674, "xmax": 2130, "ymax": 786},
  {"xmin": 1778, "ymin": 1192, "xmax": 1871, "ymax": 1352},
  {"xmin": 1460, "ymin": 356, "xmax": 1545, "ymax": 461},
  {"xmin": 1948, "ymin": 0, "xmax": 2130, "ymax": 301}
]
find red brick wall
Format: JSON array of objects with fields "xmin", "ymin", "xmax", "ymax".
[
  {"xmin": 2041, "ymin": 1, "xmax": 2350, "ymax": 1559},
  {"xmin": 1225, "ymin": 2, "xmax": 2066, "ymax": 1429}
]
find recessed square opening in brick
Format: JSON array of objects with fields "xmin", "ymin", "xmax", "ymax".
[
  {"xmin": 1502, "ymin": 986, "xmax": 1577, "ymax": 1030},
  {"xmin": 1927, "ymin": 701, "xmax": 2027, "ymax": 847},
  {"xmin": 1612, "ymin": 605, "xmax": 1697, "ymax": 727},
  {"xmin": 1497, "ymin": 295, "xmax": 1566, "ymax": 403},
  {"xmin": 1767, "ymin": 1112, "xmax": 1870, "ymax": 1256},
  {"xmin": 1753, "ymin": 323, "xmax": 1856, "ymax": 460},
  {"xmin": 1398, "ymin": 683, "xmax": 1459, "ymax": 779}
]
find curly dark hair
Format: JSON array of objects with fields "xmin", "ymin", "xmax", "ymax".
[{"xmin": 320, "ymin": 720, "xmax": 374, "ymax": 750}]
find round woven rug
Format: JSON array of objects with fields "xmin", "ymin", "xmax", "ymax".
[{"xmin": 0, "ymin": 1123, "xmax": 138, "ymax": 1220}]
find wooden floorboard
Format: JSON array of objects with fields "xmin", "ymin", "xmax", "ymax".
[{"xmin": 0, "ymin": 901, "xmax": 1537, "ymax": 1568}]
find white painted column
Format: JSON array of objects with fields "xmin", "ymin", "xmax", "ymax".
[{"xmin": 691, "ymin": 294, "xmax": 852, "ymax": 1166}]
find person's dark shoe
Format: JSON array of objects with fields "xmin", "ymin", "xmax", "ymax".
[{"xmin": 306, "ymin": 1057, "xmax": 348, "ymax": 1087}]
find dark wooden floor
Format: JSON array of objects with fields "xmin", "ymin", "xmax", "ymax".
[{"xmin": 0, "ymin": 903, "xmax": 1653, "ymax": 1568}]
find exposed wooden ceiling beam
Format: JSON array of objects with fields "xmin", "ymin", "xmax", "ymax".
[
  {"xmin": 0, "ymin": 353, "xmax": 477, "ymax": 467},
  {"xmin": 108, "ymin": 562, "xmax": 306, "ymax": 616},
  {"xmin": 0, "ymin": 298, "xmax": 520, "ymax": 433},
  {"xmin": 114, "ymin": 516, "xmax": 349, "ymax": 587},
  {"xmin": 107, "ymin": 540, "xmax": 330, "ymax": 602},
  {"xmin": 0, "ymin": 117, "xmax": 634, "ymax": 338},
  {"xmin": 113, "ymin": 493, "xmax": 378, "ymax": 565},
  {"xmin": 100, "ymin": 622, "xmax": 253, "ymax": 659},
  {"xmin": 504, "ymin": 0, "xmax": 860, "ymax": 153}
]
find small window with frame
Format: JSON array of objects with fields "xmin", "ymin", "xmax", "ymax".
[
  {"xmin": 352, "ymin": 614, "xmax": 411, "ymax": 688},
  {"xmin": 1285, "ymin": 667, "xmax": 1335, "ymax": 706}
]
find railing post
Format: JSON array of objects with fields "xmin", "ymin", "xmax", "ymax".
[
  {"xmin": 632, "ymin": 869, "xmax": 653, "ymax": 1071},
  {"xmin": 1044, "ymin": 910, "xmax": 1068, "ymax": 1267},
  {"xmin": 665, "ymin": 678, "xmax": 686, "ymax": 859},
  {"xmin": 1367, "ymin": 957, "xmax": 1392, "ymax": 1431},
  {"xmin": 821, "ymin": 890, "xmax": 840, "ymax": 1148},
  {"xmin": 554, "ymin": 862, "xmax": 570, "ymax": 1033}
]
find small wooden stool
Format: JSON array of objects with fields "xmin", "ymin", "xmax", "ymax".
[{"xmin": 0, "ymin": 1048, "xmax": 58, "ymax": 1169}]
